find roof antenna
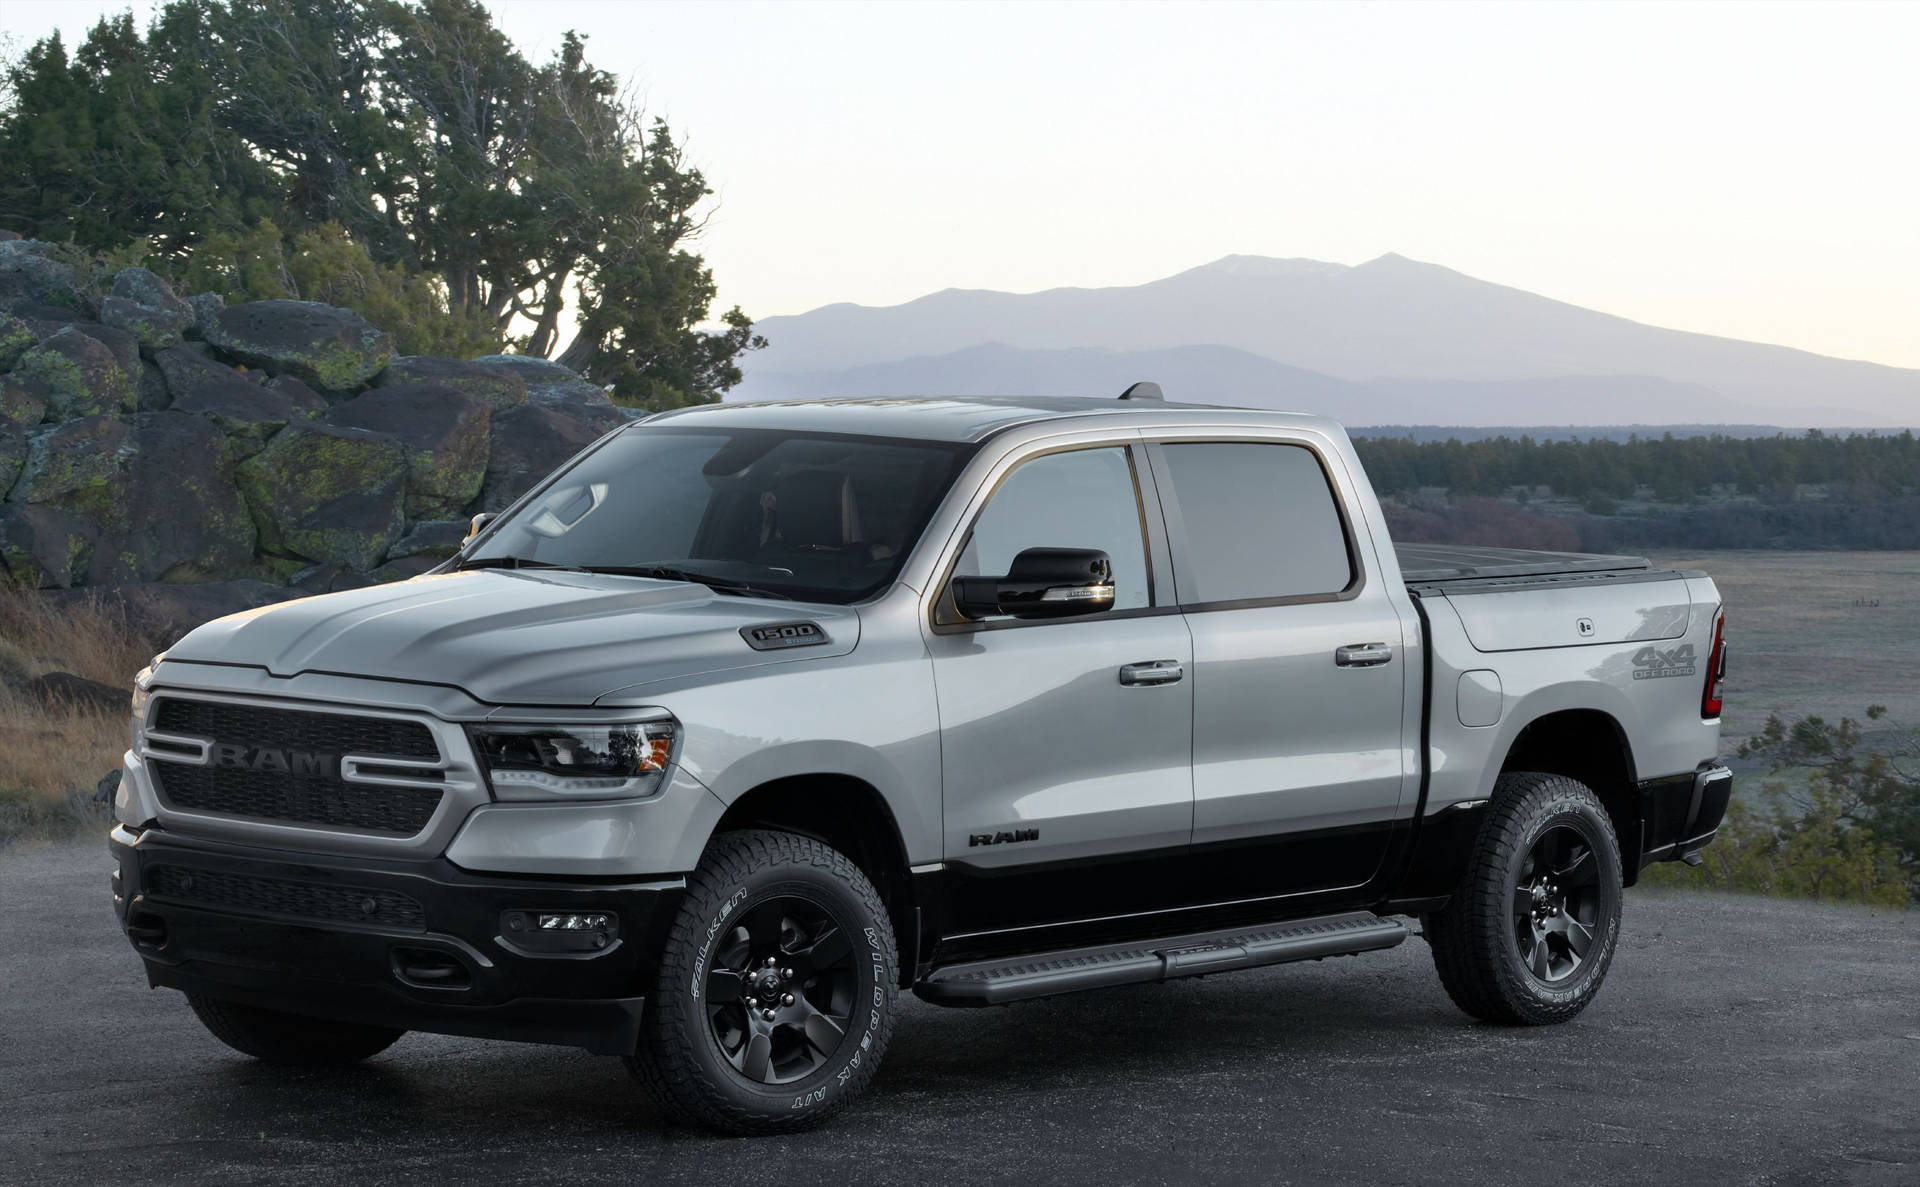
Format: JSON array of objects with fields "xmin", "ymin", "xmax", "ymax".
[{"xmin": 1118, "ymin": 381, "xmax": 1163, "ymax": 401}]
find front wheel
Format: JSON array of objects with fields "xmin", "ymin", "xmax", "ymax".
[
  {"xmin": 628, "ymin": 830, "xmax": 897, "ymax": 1134},
  {"xmin": 1426, "ymin": 771, "xmax": 1624, "ymax": 1025}
]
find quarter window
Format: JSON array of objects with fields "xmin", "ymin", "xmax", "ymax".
[
  {"xmin": 1157, "ymin": 442, "xmax": 1353, "ymax": 603},
  {"xmin": 954, "ymin": 446, "xmax": 1152, "ymax": 615}
]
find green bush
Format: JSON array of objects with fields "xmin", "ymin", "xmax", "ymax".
[{"xmin": 179, "ymin": 220, "xmax": 501, "ymax": 359}]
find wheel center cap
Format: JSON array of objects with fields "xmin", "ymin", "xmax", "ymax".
[
  {"xmin": 1530, "ymin": 883, "xmax": 1553, "ymax": 910},
  {"xmin": 753, "ymin": 969, "xmax": 785, "ymax": 998}
]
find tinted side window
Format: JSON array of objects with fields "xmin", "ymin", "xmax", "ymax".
[
  {"xmin": 955, "ymin": 446, "xmax": 1151, "ymax": 613},
  {"xmin": 1158, "ymin": 442, "xmax": 1353, "ymax": 603}
]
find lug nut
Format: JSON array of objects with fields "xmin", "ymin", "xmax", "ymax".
[
  {"xmin": 781, "ymin": 967, "xmax": 793, "ymax": 979},
  {"xmin": 782, "ymin": 993, "xmax": 794, "ymax": 1006},
  {"xmin": 761, "ymin": 1009, "xmax": 776, "ymax": 1021}
]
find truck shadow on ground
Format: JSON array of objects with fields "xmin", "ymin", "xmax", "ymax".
[{"xmin": 177, "ymin": 957, "xmax": 1504, "ymax": 1142}]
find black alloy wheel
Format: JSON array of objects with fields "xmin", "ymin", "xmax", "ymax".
[
  {"xmin": 1511, "ymin": 824, "xmax": 1603, "ymax": 983},
  {"xmin": 1425, "ymin": 771, "xmax": 1624, "ymax": 1025},
  {"xmin": 703, "ymin": 896, "xmax": 858, "ymax": 1085}
]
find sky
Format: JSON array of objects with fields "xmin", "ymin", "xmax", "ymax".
[{"xmin": 7, "ymin": 0, "xmax": 1918, "ymax": 370}]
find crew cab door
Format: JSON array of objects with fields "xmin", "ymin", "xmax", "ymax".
[
  {"xmin": 924, "ymin": 441, "xmax": 1194, "ymax": 933},
  {"xmin": 1144, "ymin": 436, "xmax": 1410, "ymax": 899}
]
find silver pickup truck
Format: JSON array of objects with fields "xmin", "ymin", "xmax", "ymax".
[{"xmin": 109, "ymin": 387, "xmax": 1732, "ymax": 1134}]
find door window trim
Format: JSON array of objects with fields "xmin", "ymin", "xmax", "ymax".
[
  {"xmin": 929, "ymin": 440, "xmax": 1174, "ymax": 634},
  {"xmin": 1141, "ymin": 436, "xmax": 1368, "ymax": 614}
]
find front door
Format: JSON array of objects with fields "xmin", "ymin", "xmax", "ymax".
[
  {"xmin": 1146, "ymin": 438, "xmax": 1411, "ymax": 901},
  {"xmin": 925, "ymin": 443, "xmax": 1194, "ymax": 934}
]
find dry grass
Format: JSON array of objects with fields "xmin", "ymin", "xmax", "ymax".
[{"xmin": 0, "ymin": 589, "xmax": 159, "ymax": 844}]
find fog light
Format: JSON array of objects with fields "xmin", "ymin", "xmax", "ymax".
[
  {"xmin": 501, "ymin": 909, "xmax": 619, "ymax": 954},
  {"xmin": 538, "ymin": 913, "xmax": 611, "ymax": 931}
]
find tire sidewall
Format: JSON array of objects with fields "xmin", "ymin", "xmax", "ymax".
[
  {"xmin": 663, "ymin": 861, "xmax": 893, "ymax": 1120},
  {"xmin": 1495, "ymin": 795, "xmax": 1623, "ymax": 1012}
]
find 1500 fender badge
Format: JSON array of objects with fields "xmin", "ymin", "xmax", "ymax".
[
  {"xmin": 741, "ymin": 622, "xmax": 830, "ymax": 651},
  {"xmin": 969, "ymin": 828, "xmax": 1039, "ymax": 847}
]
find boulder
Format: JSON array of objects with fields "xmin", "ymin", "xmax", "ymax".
[
  {"xmin": 264, "ymin": 374, "xmax": 328, "ymax": 417},
  {"xmin": 324, "ymin": 383, "xmax": 489, "ymax": 519},
  {"xmin": 370, "ymin": 554, "xmax": 440, "ymax": 583},
  {"xmin": 477, "ymin": 404, "xmax": 607, "ymax": 512},
  {"xmin": 236, "ymin": 421, "xmax": 408, "ymax": 570},
  {"xmin": 289, "ymin": 564, "xmax": 376, "ymax": 595},
  {"xmin": 0, "ymin": 503, "xmax": 98, "ymax": 587},
  {"xmin": 24, "ymin": 671, "xmax": 128, "ymax": 714},
  {"xmin": 101, "ymin": 294, "xmax": 194, "ymax": 352},
  {"xmin": 11, "ymin": 327, "xmax": 135, "ymax": 420},
  {"xmin": 0, "ymin": 425, "xmax": 25, "ymax": 497},
  {"xmin": 1, "ymin": 376, "xmax": 45, "ymax": 428},
  {"xmin": 386, "ymin": 518, "xmax": 468, "ymax": 561},
  {"xmin": 110, "ymin": 267, "xmax": 193, "ymax": 321},
  {"xmin": 378, "ymin": 355, "xmax": 527, "ymax": 412},
  {"xmin": 7, "ymin": 415, "xmax": 131, "ymax": 523},
  {"xmin": 0, "ymin": 241, "xmax": 94, "ymax": 318},
  {"xmin": 162, "ymin": 348, "xmax": 321, "ymax": 460},
  {"xmin": 32, "ymin": 321, "xmax": 142, "ymax": 385},
  {"xmin": 202, "ymin": 299, "xmax": 393, "ymax": 393},
  {"xmin": 185, "ymin": 291, "xmax": 223, "ymax": 340},
  {"xmin": 0, "ymin": 313, "xmax": 33, "ymax": 370},
  {"xmin": 469, "ymin": 355, "xmax": 626, "ymax": 428},
  {"xmin": 135, "ymin": 359, "xmax": 169, "ymax": 412},
  {"xmin": 6, "ymin": 412, "xmax": 254, "ymax": 584}
]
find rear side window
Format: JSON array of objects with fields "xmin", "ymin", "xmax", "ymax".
[{"xmin": 1157, "ymin": 442, "xmax": 1353, "ymax": 604}]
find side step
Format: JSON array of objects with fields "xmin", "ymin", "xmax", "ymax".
[{"xmin": 914, "ymin": 911, "xmax": 1408, "ymax": 1007}]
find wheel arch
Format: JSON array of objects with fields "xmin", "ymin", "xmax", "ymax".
[
  {"xmin": 1496, "ymin": 708, "xmax": 1643, "ymax": 885},
  {"xmin": 706, "ymin": 773, "xmax": 918, "ymax": 986}
]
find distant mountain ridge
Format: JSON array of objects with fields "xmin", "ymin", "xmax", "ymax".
[{"xmin": 732, "ymin": 254, "xmax": 1918, "ymax": 426}]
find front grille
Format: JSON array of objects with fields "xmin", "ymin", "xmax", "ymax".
[
  {"xmin": 148, "ymin": 697, "xmax": 444, "ymax": 835},
  {"xmin": 153, "ymin": 699, "xmax": 438, "ymax": 760},
  {"xmin": 148, "ymin": 864, "xmax": 426, "ymax": 930}
]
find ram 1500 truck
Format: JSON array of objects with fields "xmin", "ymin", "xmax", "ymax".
[{"xmin": 109, "ymin": 387, "xmax": 1732, "ymax": 1134}]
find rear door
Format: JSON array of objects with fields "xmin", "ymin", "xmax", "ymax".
[
  {"xmin": 924, "ymin": 441, "xmax": 1195, "ymax": 933},
  {"xmin": 1145, "ymin": 437, "xmax": 1410, "ymax": 900}
]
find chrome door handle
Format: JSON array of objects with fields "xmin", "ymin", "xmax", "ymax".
[
  {"xmin": 1118, "ymin": 660, "xmax": 1184, "ymax": 686},
  {"xmin": 1334, "ymin": 642, "xmax": 1394, "ymax": 668}
]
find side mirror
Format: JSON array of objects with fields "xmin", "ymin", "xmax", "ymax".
[
  {"xmin": 952, "ymin": 547, "xmax": 1115, "ymax": 621},
  {"xmin": 463, "ymin": 512, "xmax": 494, "ymax": 547}
]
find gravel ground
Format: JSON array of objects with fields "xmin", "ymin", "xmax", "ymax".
[{"xmin": 1, "ymin": 838, "xmax": 1915, "ymax": 1186}]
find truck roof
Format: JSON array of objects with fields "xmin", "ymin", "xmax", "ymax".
[{"xmin": 646, "ymin": 395, "xmax": 1345, "ymax": 444}]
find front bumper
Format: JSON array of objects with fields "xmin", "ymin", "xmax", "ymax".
[{"xmin": 109, "ymin": 824, "xmax": 686, "ymax": 1055}]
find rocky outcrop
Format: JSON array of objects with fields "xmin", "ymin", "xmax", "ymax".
[{"xmin": 0, "ymin": 238, "xmax": 636, "ymax": 596}]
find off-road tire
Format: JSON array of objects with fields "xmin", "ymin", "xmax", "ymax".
[
  {"xmin": 1426, "ymin": 771, "xmax": 1624, "ymax": 1025},
  {"xmin": 627, "ymin": 829, "xmax": 898, "ymax": 1135},
  {"xmin": 186, "ymin": 995, "xmax": 405, "ymax": 1065}
]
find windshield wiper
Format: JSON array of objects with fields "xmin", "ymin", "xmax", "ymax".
[
  {"xmin": 456, "ymin": 556, "xmax": 587, "ymax": 573},
  {"xmin": 586, "ymin": 565, "xmax": 793, "ymax": 600}
]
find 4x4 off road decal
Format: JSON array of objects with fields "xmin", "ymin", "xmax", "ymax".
[{"xmin": 1631, "ymin": 644, "xmax": 1696, "ymax": 680}]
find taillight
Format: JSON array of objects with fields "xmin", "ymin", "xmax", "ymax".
[{"xmin": 1701, "ymin": 610, "xmax": 1727, "ymax": 718}]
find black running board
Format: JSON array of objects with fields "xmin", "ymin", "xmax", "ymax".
[{"xmin": 914, "ymin": 911, "xmax": 1409, "ymax": 1007}]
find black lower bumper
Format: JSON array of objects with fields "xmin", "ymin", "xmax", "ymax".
[
  {"xmin": 109, "ymin": 825, "xmax": 686, "ymax": 1055},
  {"xmin": 1638, "ymin": 764, "xmax": 1734, "ymax": 871}
]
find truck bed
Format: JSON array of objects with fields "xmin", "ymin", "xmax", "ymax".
[{"xmin": 1395, "ymin": 543, "xmax": 1652, "ymax": 584}]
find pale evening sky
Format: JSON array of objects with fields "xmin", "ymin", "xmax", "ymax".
[{"xmin": 7, "ymin": 0, "xmax": 1918, "ymax": 369}]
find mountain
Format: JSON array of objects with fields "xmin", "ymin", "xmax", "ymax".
[
  {"xmin": 735, "ymin": 254, "xmax": 1918, "ymax": 426},
  {"xmin": 731, "ymin": 342, "xmax": 1751, "ymax": 426}
]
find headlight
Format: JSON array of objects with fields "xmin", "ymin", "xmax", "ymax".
[{"xmin": 471, "ymin": 720, "xmax": 677, "ymax": 801}]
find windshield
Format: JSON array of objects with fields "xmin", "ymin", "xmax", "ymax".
[{"xmin": 465, "ymin": 426, "xmax": 975, "ymax": 604}]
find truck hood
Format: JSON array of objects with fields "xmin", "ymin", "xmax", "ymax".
[{"xmin": 164, "ymin": 569, "xmax": 861, "ymax": 705}]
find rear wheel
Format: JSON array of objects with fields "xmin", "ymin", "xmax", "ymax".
[
  {"xmin": 628, "ymin": 830, "xmax": 897, "ymax": 1134},
  {"xmin": 1426, "ymin": 771, "xmax": 1624, "ymax": 1025},
  {"xmin": 186, "ymin": 995, "xmax": 405, "ymax": 1065}
]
